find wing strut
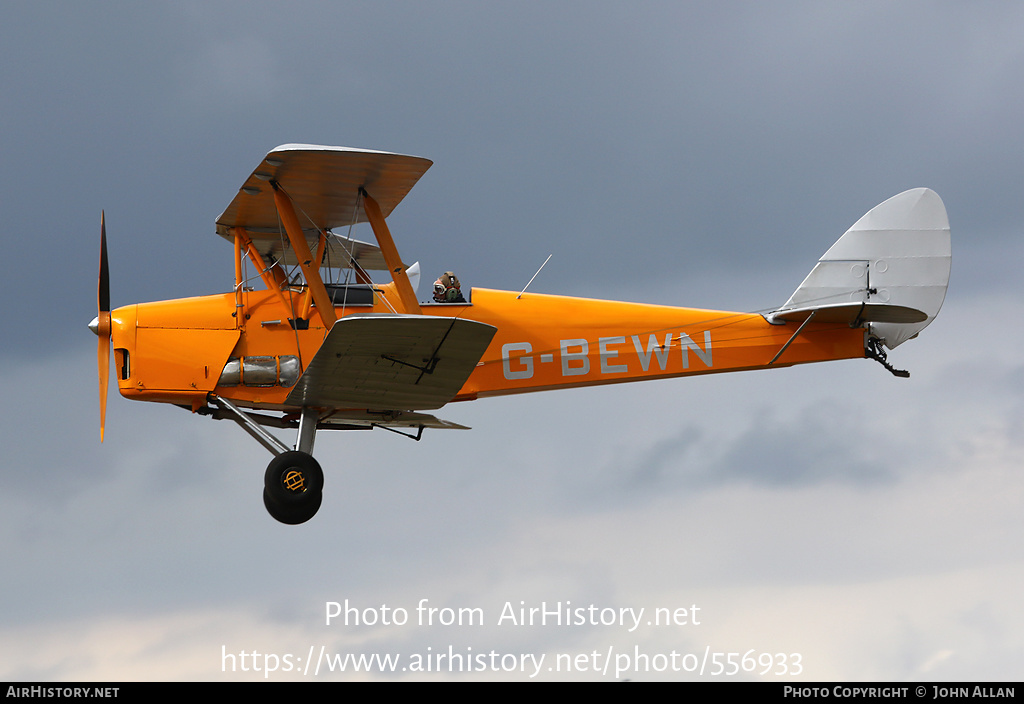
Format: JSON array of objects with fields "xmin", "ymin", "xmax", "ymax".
[
  {"xmin": 360, "ymin": 188, "xmax": 422, "ymax": 315},
  {"xmin": 234, "ymin": 226, "xmax": 294, "ymax": 319},
  {"xmin": 271, "ymin": 181, "xmax": 338, "ymax": 328},
  {"xmin": 296, "ymin": 231, "xmax": 327, "ymax": 322}
]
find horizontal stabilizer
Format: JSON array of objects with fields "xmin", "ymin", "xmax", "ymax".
[
  {"xmin": 285, "ymin": 314, "xmax": 496, "ymax": 411},
  {"xmin": 770, "ymin": 302, "xmax": 927, "ymax": 325},
  {"xmin": 769, "ymin": 188, "xmax": 951, "ymax": 348}
]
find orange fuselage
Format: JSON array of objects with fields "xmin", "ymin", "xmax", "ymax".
[{"xmin": 110, "ymin": 285, "xmax": 866, "ymax": 412}]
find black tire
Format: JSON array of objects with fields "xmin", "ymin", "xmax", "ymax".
[
  {"xmin": 263, "ymin": 488, "xmax": 322, "ymax": 525},
  {"xmin": 264, "ymin": 451, "xmax": 324, "ymax": 506}
]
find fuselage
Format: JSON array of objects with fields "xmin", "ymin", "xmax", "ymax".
[{"xmin": 109, "ymin": 284, "xmax": 866, "ymax": 413}]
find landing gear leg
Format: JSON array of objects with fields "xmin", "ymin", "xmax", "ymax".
[
  {"xmin": 296, "ymin": 406, "xmax": 317, "ymax": 454},
  {"xmin": 209, "ymin": 395, "xmax": 326, "ymax": 525}
]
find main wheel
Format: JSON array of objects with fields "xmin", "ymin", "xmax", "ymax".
[
  {"xmin": 263, "ymin": 488, "xmax": 322, "ymax": 525},
  {"xmin": 264, "ymin": 451, "xmax": 324, "ymax": 506}
]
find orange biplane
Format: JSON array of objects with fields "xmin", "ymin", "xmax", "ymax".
[{"xmin": 91, "ymin": 145, "xmax": 951, "ymax": 524}]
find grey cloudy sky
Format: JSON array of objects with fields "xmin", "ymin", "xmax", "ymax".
[{"xmin": 1, "ymin": 1, "xmax": 1022, "ymax": 681}]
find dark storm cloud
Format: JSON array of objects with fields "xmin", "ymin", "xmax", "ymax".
[
  {"xmin": 587, "ymin": 398, "xmax": 897, "ymax": 503},
  {"xmin": 5, "ymin": 2, "xmax": 1022, "ymax": 357},
  {"xmin": 711, "ymin": 402, "xmax": 896, "ymax": 487}
]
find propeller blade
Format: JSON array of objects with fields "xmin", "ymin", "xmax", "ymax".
[
  {"xmin": 98, "ymin": 330, "xmax": 109, "ymax": 442},
  {"xmin": 97, "ymin": 211, "xmax": 111, "ymax": 442},
  {"xmin": 99, "ymin": 211, "xmax": 109, "ymax": 314}
]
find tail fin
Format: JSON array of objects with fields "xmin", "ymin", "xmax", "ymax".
[{"xmin": 769, "ymin": 188, "xmax": 951, "ymax": 349}]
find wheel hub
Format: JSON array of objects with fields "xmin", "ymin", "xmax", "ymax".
[{"xmin": 283, "ymin": 469, "xmax": 307, "ymax": 493}]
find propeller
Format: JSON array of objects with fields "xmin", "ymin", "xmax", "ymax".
[{"xmin": 92, "ymin": 211, "xmax": 111, "ymax": 442}]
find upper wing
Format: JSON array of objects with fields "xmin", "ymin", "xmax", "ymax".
[
  {"xmin": 285, "ymin": 314, "xmax": 496, "ymax": 411},
  {"xmin": 215, "ymin": 144, "xmax": 433, "ymax": 270}
]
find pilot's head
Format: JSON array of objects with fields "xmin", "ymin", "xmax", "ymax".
[{"xmin": 433, "ymin": 271, "xmax": 462, "ymax": 302}]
